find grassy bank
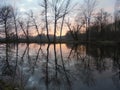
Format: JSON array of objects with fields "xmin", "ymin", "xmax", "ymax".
[{"xmin": 0, "ymin": 80, "xmax": 15, "ymax": 90}]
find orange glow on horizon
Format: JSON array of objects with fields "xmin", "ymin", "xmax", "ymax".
[
  {"xmin": 29, "ymin": 28, "xmax": 68, "ymax": 37},
  {"xmin": 19, "ymin": 27, "xmax": 86, "ymax": 37}
]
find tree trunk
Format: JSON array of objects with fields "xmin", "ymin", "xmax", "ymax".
[{"xmin": 45, "ymin": 0, "xmax": 50, "ymax": 42}]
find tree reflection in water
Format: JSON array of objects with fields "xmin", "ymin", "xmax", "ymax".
[{"xmin": 0, "ymin": 43, "xmax": 120, "ymax": 90}]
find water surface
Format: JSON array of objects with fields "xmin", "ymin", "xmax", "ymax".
[{"xmin": 0, "ymin": 43, "xmax": 120, "ymax": 90}]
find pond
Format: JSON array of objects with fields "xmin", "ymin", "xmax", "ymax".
[{"xmin": 0, "ymin": 43, "xmax": 120, "ymax": 90}]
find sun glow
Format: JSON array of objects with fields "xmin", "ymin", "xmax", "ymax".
[
  {"xmin": 27, "ymin": 0, "xmax": 33, "ymax": 2},
  {"xmin": 29, "ymin": 29, "xmax": 67, "ymax": 37}
]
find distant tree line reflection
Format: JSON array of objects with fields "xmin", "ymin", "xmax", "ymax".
[{"xmin": 0, "ymin": 43, "xmax": 120, "ymax": 90}]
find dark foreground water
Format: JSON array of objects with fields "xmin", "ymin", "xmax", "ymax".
[{"xmin": 0, "ymin": 43, "xmax": 120, "ymax": 90}]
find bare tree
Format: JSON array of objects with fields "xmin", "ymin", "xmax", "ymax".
[
  {"xmin": 18, "ymin": 18, "xmax": 30, "ymax": 42},
  {"xmin": 94, "ymin": 9, "xmax": 110, "ymax": 40},
  {"xmin": 0, "ymin": 5, "xmax": 14, "ymax": 41},
  {"xmin": 44, "ymin": 0, "xmax": 50, "ymax": 42},
  {"xmin": 26, "ymin": 10, "xmax": 41, "ymax": 41},
  {"xmin": 114, "ymin": 0, "xmax": 120, "ymax": 31},
  {"xmin": 81, "ymin": 0, "xmax": 97, "ymax": 41},
  {"xmin": 39, "ymin": 0, "xmax": 73, "ymax": 42},
  {"xmin": 59, "ymin": 0, "xmax": 72, "ymax": 42},
  {"xmin": 50, "ymin": 0, "xmax": 72, "ymax": 42},
  {"xmin": 50, "ymin": 0, "xmax": 59, "ymax": 42},
  {"xmin": 12, "ymin": 8, "xmax": 18, "ymax": 41},
  {"xmin": 40, "ymin": 0, "xmax": 50, "ymax": 42},
  {"xmin": 66, "ymin": 21, "xmax": 83, "ymax": 41}
]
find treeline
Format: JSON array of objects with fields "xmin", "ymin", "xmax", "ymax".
[
  {"xmin": 66, "ymin": 20, "xmax": 120, "ymax": 42},
  {"xmin": 0, "ymin": 0, "xmax": 120, "ymax": 43},
  {"xmin": 65, "ymin": 8, "xmax": 120, "ymax": 42},
  {"xmin": 0, "ymin": 0, "xmax": 72, "ymax": 43}
]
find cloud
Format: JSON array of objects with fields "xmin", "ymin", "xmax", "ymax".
[
  {"xmin": 96, "ymin": 0, "xmax": 115, "ymax": 13},
  {"xmin": 27, "ymin": 0, "xmax": 33, "ymax": 2},
  {"xmin": 15, "ymin": 0, "xmax": 39, "ymax": 12}
]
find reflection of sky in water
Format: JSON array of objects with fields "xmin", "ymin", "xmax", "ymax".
[{"xmin": 0, "ymin": 43, "xmax": 120, "ymax": 90}]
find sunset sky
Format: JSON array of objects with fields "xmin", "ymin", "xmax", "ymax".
[
  {"xmin": 17, "ymin": 0, "xmax": 116, "ymax": 36},
  {"xmin": 0, "ymin": 0, "xmax": 117, "ymax": 36},
  {"xmin": 1, "ymin": 0, "xmax": 115, "ymax": 14},
  {"xmin": 25, "ymin": 0, "xmax": 116, "ymax": 12}
]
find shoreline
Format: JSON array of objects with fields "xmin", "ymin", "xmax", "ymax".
[{"xmin": 0, "ymin": 39, "xmax": 119, "ymax": 46}]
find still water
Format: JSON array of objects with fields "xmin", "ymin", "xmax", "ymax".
[{"xmin": 0, "ymin": 43, "xmax": 120, "ymax": 90}]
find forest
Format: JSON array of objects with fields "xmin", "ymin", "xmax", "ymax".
[
  {"xmin": 0, "ymin": 0, "xmax": 120, "ymax": 90},
  {"xmin": 0, "ymin": 0, "xmax": 120, "ymax": 44}
]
